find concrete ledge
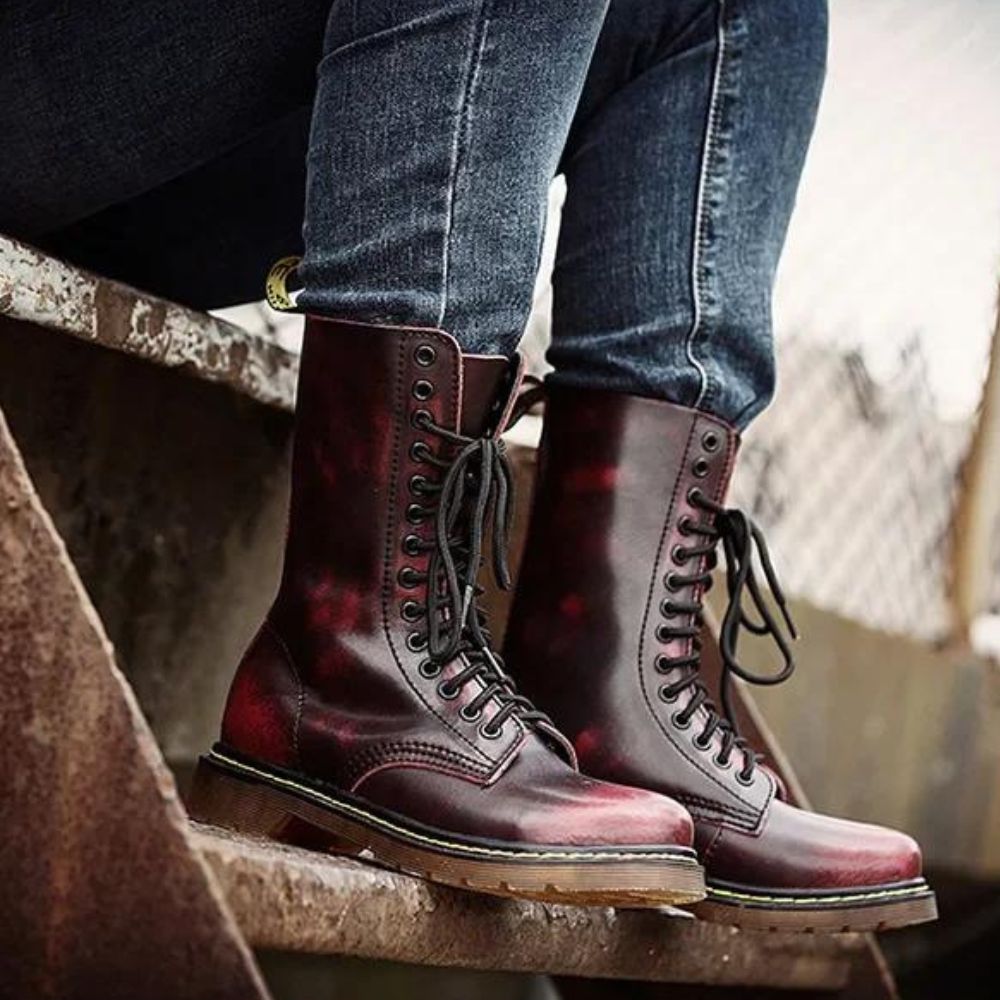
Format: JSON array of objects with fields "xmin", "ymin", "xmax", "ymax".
[
  {"xmin": 194, "ymin": 824, "xmax": 861, "ymax": 991},
  {"xmin": 0, "ymin": 234, "xmax": 297, "ymax": 410}
]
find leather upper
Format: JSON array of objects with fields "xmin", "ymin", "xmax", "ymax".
[
  {"xmin": 220, "ymin": 320, "xmax": 694, "ymax": 849},
  {"xmin": 504, "ymin": 384, "xmax": 922, "ymax": 886}
]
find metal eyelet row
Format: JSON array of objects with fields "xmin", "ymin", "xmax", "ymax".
[
  {"xmin": 433, "ymin": 674, "xmax": 502, "ymax": 738},
  {"xmin": 403, "ymin": 343, "xmax": 505, "ymax": 743},
  {"xmin": 401, "ymin": 345, "xmax": 438, "ymax": 656},
  {"xmin": 662, "ymin": 697, "xmax": 747, "ymax": 777},
  {"xmin": 654, "ymin": 428, "xmax": 722, "ymax": 744}
]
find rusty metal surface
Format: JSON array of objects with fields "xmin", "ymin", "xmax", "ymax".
[
  {"xmin": 0, "ymin": 234, "xmax": 297, "ymax": 411},
  {"xmin": 194, "ymin": 825, "xmax": 859, "ymax": 991},
  {"xmin": 0, "ymin": 316, "xmax": 292, "ymax": 767},
  {"xmin": 0, "ymin": 405, "xmax": 268, "ymax": 1000}
]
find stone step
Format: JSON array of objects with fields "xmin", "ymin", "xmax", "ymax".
[
  {"xmin": 193, "ymin": 823, "xmax": 861, "ymax": 992},
  {"xmin": 0, "ymin": 233, "xmax": 297, "ymax": 410}
]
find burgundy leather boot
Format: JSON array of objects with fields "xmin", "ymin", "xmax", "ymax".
[
  {"xmin": 189, "ymin": 319, "xmax": 704, "ymax": 907},
  {"xmin": 503, "ymin": 385, "xmax": 937, "ymax": 930}
]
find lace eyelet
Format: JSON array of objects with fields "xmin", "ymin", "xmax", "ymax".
[
  {"xmin": 692, "ymin": 457, "xmax": 711, "ymax": 478},
  {"xmin": 414, "ymin": 344, "xmax": 437, "ymax": 367},
  {"xmin": 418, "ymin": 658, "xmax": 441, "ymax": 679},
  {"xmin": 678, "ymin": 515, "xmax": 694, "ymax": 536},
  {"xmin": 400, "ymin": 600, "xmax": 423, "ymax": 622},
  {"xmin": 437, "ymin": 679, "xmax": 460, "ymax": 701},
  {"xmin": 412, "ymin": 380, "xmax": 435, "ymax": 401},
  {"xmin": 660, "ymin": 599, "xmax": 678, "ymax": 617},
  {"xmin": 687, "ymin": 486, "xmax": 704, "ymax": 505},
  {"xmin": 693, "ymin": 732, "xmax": 712, "ymax": 751},
  {"xmin": 671, "ymin": 711, "xmax": 691, "ymax": 730},
  {"xmin": 402, "ymin": 534, "xmax": 423, "ymax": 557},
  {"xmin": 659, "ymin": 686, "xmax": 678, "ymax": 703},
  {"xmin": 664, "ymin": 572, "xmax": 682, "ymax": 592},
  {"xmin": 714, "ymin": 753, "xmax": 733, "ymax": 771},
  {"xmin": 480, "ymin": 722, "xmax": 502, "ymax": 740},
  {"xmin": 406, "ymin": 632, "xmax": 428, "ymax": 652},
  {"xmin": 405, "ymin": 503, "xmax": 426, "ymax": 524},
  {"xmin": 655, "ymin": 623, "xmax": 672, "ymax": 643},
  {"xmin": 460, "ymin": 704, "xmax": 483, "ymax": 722},
  {"xmin": 411, "ymin": 408, "xmax": 432, "ymax": 430},
  {"xmin": 671, "ymin": 544, "xmax": 689, "ymax": 565},
  {"xmin": 398, "ymin": 566, "xmax": 420, "ymax": 589},
  {"xmin": 410, "ymin": 441, "xmax": 431, "ymax": 463},
  {"xmin": 409, "ymin": 474, "xmax": 430, "ymax": 496},
  {"xmin": 702, "ymin": 430, "xmax": 721, "ymax": 453},
  {"xmin": 736, "ymin": 768, "xmax": 755, "ymax": 787},
  {"xmin": 654, "ymin": 654, "xmax": 672, "ymax": 673}
]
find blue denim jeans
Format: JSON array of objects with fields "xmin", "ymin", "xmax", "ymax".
[{"xmin": 1, "ymin": 0, "xmax": 826, "ymax": 428}]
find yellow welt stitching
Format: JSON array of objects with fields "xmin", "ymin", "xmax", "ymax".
[
  {"xmin": 209, "ymin": 751, "xmax": 691, "ymax": 863},
  {"xmin": 707, "ymin": 884, "xmax": 928, "ymax": 906}
]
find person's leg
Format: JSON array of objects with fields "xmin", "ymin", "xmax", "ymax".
[
  {"xmin": 0, "ymin": 2, "xmax": 329, "ymax": 307},
  {"xmin": 194, "ymin": 0, "xmax": 708, "ymax": 907},
  {"xmin": 505, "ymin": 0, "xmax": 937, "ymax": 932},
  {"xmin": 0, "ymin": 1, "xmax": 327, "ymax": 239},
  {"xmin": 551, "ymin": 0, "xmax": 826, "ymax": 429},
  {"xmin": 297, "ymin": 0, "xmax": 610, "ymax": 355},
  {"xmin": 36, "ymin": 111, "xmax": 311, "ymax": 310}
]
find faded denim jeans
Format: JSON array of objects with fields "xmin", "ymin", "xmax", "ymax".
[{"xmin": 1, "ymin": 0, "xmax": 827, "ymax": 428}]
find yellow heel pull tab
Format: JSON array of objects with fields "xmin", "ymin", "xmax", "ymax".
[{"xmin": 265, "ymin": 256, "xmax": 303, "ymax": 312}]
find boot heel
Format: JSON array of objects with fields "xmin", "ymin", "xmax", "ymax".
[
  {"xmin": 188, "ymin": 758, "xmax": 291, "ymax": 837},
  {"xmin": 188, "ymin": 757, "xmax": 366, "ymax": 856}
]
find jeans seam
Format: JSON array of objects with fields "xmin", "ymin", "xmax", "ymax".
[
  {"xmin": 438, "ymin": 1, "xmax": 493, "ymax": 330},
  {"xmin": 685, "ymin": 0, "xmax": 728, "ymax": 411}
]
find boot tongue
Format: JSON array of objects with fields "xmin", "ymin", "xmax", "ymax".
[{"xmin": 460, "ymin": 355, "xmax": 519, "ymax": 438}]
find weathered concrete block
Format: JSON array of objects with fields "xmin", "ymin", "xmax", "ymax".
[{"xmin": 195, "ymin": 825, "xmax": 859, "ymax": 991}]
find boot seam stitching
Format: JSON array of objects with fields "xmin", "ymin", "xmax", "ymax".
[
  {"xmin": 208, "ymin": 750, "xmax": 691, "ymax": 862},
  {"xmin": 702, "ymin": 824, "xmax": 725, "ymax": 865},
  {"xmin": 351, "ymin": 759, "xmax": 492, "ymax": 794},
  {"xmin": 677, "ymin": 801, "xmax": 759, "ymax": 833},
  {"xmin": 262, "ymin": 618, "xmax": 305, "ymax": 770},
  {"xmin": 345, "ymin": 741, "xmax": 491, "ymax": 788},
  {"xmin": 675, "ymin": 791, "xmax": 756, "ymax": 823}
]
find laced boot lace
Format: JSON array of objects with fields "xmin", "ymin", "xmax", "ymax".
[
  {"xmin": 655, "ymin": 486, "xmax": 798, "ymax": 783},
  {"xmin": 401, "ymin": 410, "xmax": 558, "ymax": 740}
]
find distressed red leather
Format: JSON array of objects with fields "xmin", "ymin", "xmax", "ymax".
[
  {"xmin": 504, "ymin": 385, "xmax": 923, "ymax": 888},
  {"xmin": 219, "ymin": 319, "xmax": 694, "ymax": 848}
]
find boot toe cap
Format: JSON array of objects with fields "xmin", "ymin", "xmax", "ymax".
[
  {"xmin": 702, "ymin": 799, "xmax": 924, "ymax": 890},
  {"xmin": 518, "ymin": 776, "xmax": 695, "ymax": 849}
]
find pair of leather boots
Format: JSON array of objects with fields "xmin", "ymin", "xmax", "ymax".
[{"xmin": 189, "ymin": 318, "xmax": 936, "ymax": 932}]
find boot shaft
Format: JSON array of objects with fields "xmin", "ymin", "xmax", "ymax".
[
  {"xmin": 222, "ymin": 317, "xmax": 527, "ymax": 782},
  {"xmin": 504, "ymin": 386, "xmax": 778, "ymax": 832},
  {"xmin": 506, "ymin": 384, "xmax": 739, "ymax": 702},
  {"xmin": 278, "ymin": 318, "xmax": 511, "ymax": 630}
]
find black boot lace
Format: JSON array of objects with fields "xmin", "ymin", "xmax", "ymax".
[
  {"xmin": 655, "ymin": 486, "xmax": 798, "ymax": 783},
  {"xmin": 401, "ymin": 410, "xmax": 564, "ymax": 745}
]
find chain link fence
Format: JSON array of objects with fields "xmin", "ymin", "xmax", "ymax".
[{"xmin": 730, "ymin": 0, "xmax": 1000, "ymax": 641}]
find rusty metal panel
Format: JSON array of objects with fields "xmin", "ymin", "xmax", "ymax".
[
  {"xmin": 0, "ymin": 406, "xmax": 268, "ymax": 1000},
  {"xmin": 0, "ymin": 317, "xmax": 292, "ymax": 768},
  {"xmin": 195, "ymin": 825, "xmax": 859, "ymax": 991},
  {"xmin": 0, "ymin": 234, "xmax": 297, "ymax": 412}
]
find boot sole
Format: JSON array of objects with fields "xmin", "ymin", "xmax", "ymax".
[
  {"xmin": 188, "ymin": 749, "xmax": 705, "ymax": 908},
  {"xmin": 691, "ymin": 879, "xmax": 937, "ymax": 932}
]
